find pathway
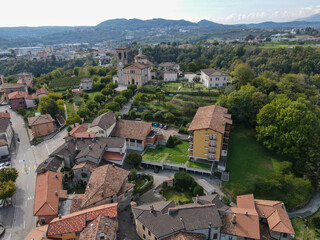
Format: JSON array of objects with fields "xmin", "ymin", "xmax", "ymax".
[
  {"xmin": 288, "ymin": 191, "xmax": 320, "ymax": 218},
  {"xmin": 64, "ymin": 103, "xmax": 68, "ymax": 119},
  {"xmin": 119, "ymin": 92, "xmax": 137, "ymax": 115}
]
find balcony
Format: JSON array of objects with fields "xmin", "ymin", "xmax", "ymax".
[
  {"xmin": 209, "ymin": 141, "xmax": 216, "ymax": 147},
  {"xmin": 209, "ymin": 136, "xmax": 216, "ymax": 141},
  {"xmin": 225, "ymin": 125, "xmax": 231, "ymax": 132},
  {"xmin": 224, "ymin": 132, "xmax": 230, "ymax": 138},
  {"xmin": 223, "ymin": 138, "xmax": 229, "ymax": 145}
]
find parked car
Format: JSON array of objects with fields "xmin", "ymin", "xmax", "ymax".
[
  {"xmin": 154, "ymin": 123, "xmax": 159, "ymax": 127},
  {"xmin": 159, "ymin": 124, "xmax": 163, "ymax": 128},
  {"xmin": 0, "ymin": 162, "xmax": 10, "ymax": 169},
  {"xmin": 163, "ymin": 125, "xmax": 168, "ymax": 130}
]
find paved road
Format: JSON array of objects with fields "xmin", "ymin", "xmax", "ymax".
[
  {"xmin": 288, "ymin": 191, "xmax": 320, "ymax": 218},
  {"xmin": 0, "ymin": 106, "xmax": 66, "ymax": 240}
]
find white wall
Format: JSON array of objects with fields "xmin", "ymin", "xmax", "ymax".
[
  {"xmin": 25, "ymin": 99, "xmax": 35, "ymax": 108},
  {"xmin": 201, "ymin": 72, "xmax": 228, "ymax": 88},
  {"xmin": 164, "ymin": 72, "xmax": 177, "ymax": 82}
]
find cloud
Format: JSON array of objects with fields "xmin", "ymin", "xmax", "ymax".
[{"xmin": 211, "ymin": 5, "xmax": 320, "ymax": 24}]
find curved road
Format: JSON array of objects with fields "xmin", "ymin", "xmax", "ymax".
[{"xmin": 288, "ymin": 191, "xmax": 320, "ymax": 218}]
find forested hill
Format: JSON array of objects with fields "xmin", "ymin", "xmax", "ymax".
[{"xmin": 0, "ymin": 18, "xmax": 320, "ymax": 48}]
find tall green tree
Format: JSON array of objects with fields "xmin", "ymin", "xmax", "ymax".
[{"xmin": 38, "ymin": 96, "xmax": 60, "ymax": 117}]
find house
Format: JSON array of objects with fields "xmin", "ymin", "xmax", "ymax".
[
  {"xmin": 111, "ymin": 120, "xmax": 163, "ymax": 151},
  {"xmin": 64, "ymin": 124, "xmax": 97, "ymax": 140},
  {"xmin": 33, "ymin": 171, "xmax": 67, "ymax": 225},
  {"xmin": 72, "ymin": 161, "xmax": 98, "ymax": 186},
  {"xmin": 25, "ymin": 93, "xmax": 37, "ymax": 108},
  {"xmin": 221, "ymin": 194, "xmax": 294, "ymax": 240},
  {"xmin": 158, "ymin": 62, "xmax": 180, "ymax": 72},
  {"xmin": 35, "ymin": 156, "xmax": 64, "ymax": 174},
  {"xmin": 200, "ymin": 68, "xmax": 228, "ymax": 88},
  {"xmin": 115, "ymin": 47, "xmax": 153, "ymax": 85},
  {"xmin": 131, "ymin": 201, "xmax": 223, "ymax": 240},
  {"xmin": 0, "ymin": 112, "xmax": 13, "ymax": 160},
  {"xmin": 188, "ymin": 105, "xmax": 232, "ymax": 171},
  {"xmin": 163, "ymin": 70, "xmax": 178, "ymax": 82},
  {"xmin": 0, "ymin": 83, "xmax": 28, "ymax": 95},
  {"xmin": 36, "ymin": 88, "xmax": 48, "ymax": 99},
  {"xmin": 17, "ymin": 72, "xmax": 33, "ymax": 88},
  {"xmin": 79, "ymin": 78, "xmax": 93, "ymax": 90},
  {"xmin": 88, "ymin": 112, "xmax": 117, "ymax": 137},
  {"xmin": 24, "ymin": 225, "xmax": 48, "ymax": 240},
  {"xmin": 7, "ymin": 91, "xmax": 27, "ymax": 110},
  {"xmin": 70, "ymin": 164, "xmax": 133, "ymax": 212},
  {"xmin": 46, "ymin": 203, "xmax": 118, "ymax": 240},
  {"xmin": 28, "ymin": 114, "xmax": 56, "ymax": 138}
]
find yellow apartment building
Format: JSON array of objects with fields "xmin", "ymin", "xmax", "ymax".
[{"xmin": 188, "ymin": 105, "xmax": 232, "ymax": 171}]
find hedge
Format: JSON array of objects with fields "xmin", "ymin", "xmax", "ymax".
[{"xmin": 133, "ymin": 174, "xmax": 154, "ymax": 195}]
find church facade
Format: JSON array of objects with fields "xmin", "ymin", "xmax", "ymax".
[{"xmin": 114, "ymin": 47, "xmax": 153, "ymax": 86}]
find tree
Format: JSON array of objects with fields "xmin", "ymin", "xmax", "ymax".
[
  {"xmin": 193, "ymin": 185, "xmax": 204, "ymax": 196},
  {"xmin": 166, "ymin": 135, "xmax": 175, "ymax": 148},
  {"xmin": 107, "ymin": 82, "xmax": 118, "ymax": 90},
  {"xmin": 101, "ymin": 88, "xmax": 113, "ymax": 98},
  {"xmin": 121, "ymin": 89, "xmax": 133, "ymax": 100},
  {"xmin": 174, "ymin": 172, "xmax": 196, "ymax": 191},
  {"xmin": 256, "ymin": 95, "xmax": 319, "ymax": 156},
  {"xmin": 38, "ymin": 96, "xmax": 60, "ymax": 117},
  {"xmin": 127, "ymin": 84, "xmax": 137, "ymax": 92},
  {"xmin": 0, "ymin": 168, "xmax": 18, "ymax": 182},
  {"xmin": 105, "ymin": 102, "xmax": 120, "ymax": 112},
  {"xmin": 232, "ymin": 63, "xmax": 254, "ymax": 86},
  {"xmin": 94, "ymin": 93, "xmax": 106, "ymax": 104},
  {"xmin": 164, "ymin": 112, "xmax": 175, "ymax": 123},
  {"xmin": 0, "ymin": 181, "xmax": 16, "ymax": 202},
  {"xmin": 114, "ymin": 96, "xmax": 127, "ymax": 107},
  {"xmin": 66, "ymin": 114, "xmax": 81, "ymax": 125},
  {"xmin": 153, "ymin": 111, "xmax": 164, "ymax": 122},
  {"xmin": 128, "ymin": 152, "xmax": 142, "ymax": 168},
  {"xmin": 77, "ymin": 107, "xmax": 91, "ymax": 119},
  {"xmin": 142, "ymin": 110, "xmax": 153, "ymax": 121},
  {"xmin": 128, "ymin": 168, "xmax": 138, "ymax": 181},
  {"xmin": 86, "ymin": 100, "xmax": 99, "ymax": 111},
  {"xmin": 193, "ymin": 76, "xmax": 200, "ymax": 83},
  {"xmin": 187, "ymin": 62, "xmax": 198, "ymax": 72}
]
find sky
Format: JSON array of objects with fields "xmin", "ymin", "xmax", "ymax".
[{"xmin": 1, "ymin": 0, "xmax": 320, "ymax": 27}]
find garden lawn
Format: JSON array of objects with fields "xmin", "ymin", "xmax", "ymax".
[
  {"xmin": 144, "ymin": 82, "xmax": 209, "ymax": 93},
  {"xmin": 162, "ymin": 188, "xmax": 193, "ymax": 205},
  {"xmin": 87, "ymin": 90, "xmax": 102, "ymax": 100},
  {"xmin": 223, "ymin": 126, "xmax": 285, "ymax": 196},
  {"xmin": 142, "ymin": 141, "xmax": 189, "ymax": 165},
  {"xmin": 187, "ymin": 161, "xmax": 212, "ymax": 171}
]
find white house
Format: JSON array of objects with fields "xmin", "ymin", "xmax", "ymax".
[
  {"xmin": 163, "ymin": 70, "xmax": 178, "ymax": 82},
  {"xmin": 79, "ymin": 78, "xmax": 93, "ymax": 90},
  {"xmin": 0, "ymin": 113, "xmax": 13, "ymax": 160},
  {"xmin": 200, "ymin": 68, "xmax": 228, "ymax": 88},
  {"xmin": 158, "ymin": 62, "xmax": 180, "ymax": 71},
  {"xmin": 88, "ymin": 112, "xmax": 117, "ymax": 137}
]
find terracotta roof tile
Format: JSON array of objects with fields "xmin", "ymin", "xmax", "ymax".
[
  {"xmin": 47, "ymin": 203, "xmax": 118, "ymax": 236},
  {"xmin": 24, "ymin": 225, "xmax": 48, "ymax": 240},
  {"xmin": 28, "ymin": 114, "xmax": 55, "ymax": 126},
  {"xmin": 36, "ymin": 88, "xmax": 48, "ymax": 96},
  {"xmin": 188, "ymin": 105, "xmax": 232, "ymax": 133},
  {"xmin": 25, "ymin": 93, "xmax": 37, "ymax": 100},
  {"xmin": 164, "ymin": 232, "xmax": 206, "ymax": 240},
  {"xmin": 34, "ymin": 171, "xmax": 66, "ymax": 217},
  {"xmin": 111, "ymin": 120, "xmax": 151, "ymax": 141},
  {"xmin": 102, "ymin": 151, "xmax": 123, "ymax": 161},
  {"xmin": 1, "ymin": 83, "xmax": 26, "ymax": 89},
  {"xmin": 7, "ymin": 91, "xmax": 27, "ymax": 100},
  {"xmin": 65, "ymin": 124, "xmax": 89, "ymax": 138},
  {"xmin": 72, "ymin": 162, "xmax": 98, "ymax": 172}
]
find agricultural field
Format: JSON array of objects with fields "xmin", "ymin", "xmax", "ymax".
[{"xmin": 49, "ymin": 76, "xmax": 82, "ymax": 90}]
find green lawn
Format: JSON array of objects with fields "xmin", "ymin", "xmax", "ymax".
[
  {"xmin": 223, "ymin": 126, "xmax": 285, "ymax": 196},
  {"xmin": 144, "ymin": 82, "xmax": 209, "ymax": 93},
  {"xmin": 87, "ymin": 90, "xmax": 102, "ymax": 100},
  {"xmin": 291, "ymin": 209, "xmax": 320, "ymax": 240},
  {"xmin": 143, "ymin": 141, "xmax": 189, "ymax": 165},
  {"xmin": 161, "ymin": 188, "xmax": 193, "ymax": 205},
  {"xmin": 187, "ymin": 161, "xmax": 212, "ymax": 171}
]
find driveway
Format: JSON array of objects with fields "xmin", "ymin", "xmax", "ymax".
[
  {"xmin": 119, "ymin": 92, "xmax": 137, "ymax": 115},
  {"xmin": 288, "ymin": 191, "xmax": 320, "ymax": 218},
  {"xmin": 0, "ymin": 105, "xmax": 66, "ymax": 240}
]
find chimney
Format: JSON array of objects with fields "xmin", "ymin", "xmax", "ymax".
[
  {"xmin": 232, "ymin": 214, "xmax": 236, "ymax": 224},
  {"xmin": 58, "ymin": 214, "xmax": 62, "ymax": 219},
  {"xmin": 41, "ymin": 167, "xmax": 45, "ymax": 173},
  {"xmin": 195, "ymin": 194, "xmax": 199, "ymax": 204},
  {"xmin": 150, "ymin": 205, "xmax": 154, "ymax": 213},
  {"xmin": 55, "ymin": 191, "xmax": 58, "ymax": 196},
  {"xmin": 130, "ymin": 201, "xmax": 137, "ymax": 208},
  {"xmin": 112, "ymin": 164, "xmax": 115, "ymax": 168},
  {"xmin": 118, "ymin": 116, "xmax": 121, "ymax": 121},
  {"xmin": 245, "ymin": 211, "xmax": 248, "ymax": 216},
  {"xmin": 89, "ymin": 145, "xmax": 92, "ymax": 150}
]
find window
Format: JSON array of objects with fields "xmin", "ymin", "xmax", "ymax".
[
  {"xmin": 216, "ymin": 77, "xmax": 219, "ymax": 81},
  {"xmin": 128, "ymin": 81, "xmax": 130, "ymax": 85},
  {"xmin": 283, "ymin": 233, "xmax": 288, "ymax": 238},
  {"xmin": 210, "ymin": 84, "xmax": 212, "ymax": 87},
  {"xmin": 142, "ymin": 225, "xmax": 145, "ymax": 231},
  {"xmin": 210, "ymin": 77, "xmax": 213, "ymax": 81},
  {"xmin": 40, "ymin": 218, "xmax": 46, "ymax": 225},
  {"xmin": 213, "ymin": 233, "xmax": 218, "ymax": 239},
  {"xmin": 148, "ymin": 230, "xmax": 151, "ymax": 236},
  {"xmin": 130, "ymin": 70, "xmax": 135, "ymax": 74},
  {"xmin": 215, "ymin": 83, "xmax": 219, "ymax": 87},
  {"xmin": 143, "ymin": 234, "xmax": 146, "ymax": 239},
  {"xmin": 224, "ymin": 77, "xmax": 226, "ymax": 81},
  {"xmin": 76, "ymin": 231, "xmax": 81, "ymax": 236},
  {"xmin": 99, "ymin": 130, "xmax": 104, "ymax": 134},
  {"xmin": 81, "ymin": 173, "xmax": 87, "ymax": 178},
  {"xmin": 137, "ymin": 140, "xmax": 142, "ymax": 143},
  {"xmin": 46, "ymin": 124, "xmax": 49, "ymax": 128}
]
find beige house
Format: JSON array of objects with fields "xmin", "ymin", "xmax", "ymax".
[
  {"xmin": 200, "ymin": 68, "xmax": 228, "ymax": 88},
  {"xmin": 88, "ymin": 112, "xmax": 116, "ymax": 137}
]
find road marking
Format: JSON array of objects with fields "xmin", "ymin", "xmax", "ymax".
[
  {"xmin": 21, "ymin": 169, "xmax": 23, "ymax": 173},
  {"xmin": 28, "ymin": 167, "xmax": 30, "ymax": 171},
  {"xmin": 27, "ymin": 184, "xmax": 29, "ymax": 190}
]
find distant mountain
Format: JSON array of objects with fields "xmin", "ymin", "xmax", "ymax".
[
  {"xmin": 197, "ymin": 19, "xmax": 224, "ymax": 27},
  {"xmin": 296, "ymin": 13, "xmax": 320, "ymax": 22}
]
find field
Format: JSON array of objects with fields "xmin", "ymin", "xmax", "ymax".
[
  {"xmin": 161, "ymin": 187, "xmax": 193, "ymax": 205},
  {"xmin": 49, "ymin": 76, "xmax": 82, "ymax": 90},
  {"xmin": 291, "ymin": 209, "xmax": 320, "ymax": 240},
  {"xmin": 223, "ymin": 126, "xmax": 285, "ymax": 196},
  {"xmin": 259, "ymin": 43, "xmax": 320, "ymax": 49}
]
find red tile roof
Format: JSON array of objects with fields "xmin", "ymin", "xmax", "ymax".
[
  {"xmin": 102, "ymin": 151, "xmax": 123, "ymax": 161},
  {"xmin": 201, "ymin": 68, "xmax": 228, "ymax": 76},
  {"xmin": 65, "ymin": 124, "xmax": 90, "ymax": 139},
  {"xmin": 25, "ymin": 93, "xmax": 37, "ymax": 100},
  {"xmin": 0, "ymin": 112, "xmax": 10, "ymax": 119},
  {"xmin": 28, "ymin": 114, "xmax": 55, "ymax": 126},
  {"xmin": 7, "ymin": 91, "xmax": 27, "ymax": 100},
  {"xmin": 34, "ymin": 171, "xmax": 67, "ymax": 217},
  {"xmin": 72, "ymin": 161, "xmax": 98, "ymax": 172},
  {"xmin": 188, "ymin": 105, "xmax": 232, "ymax": 133},
  {"xmin": 255, "ymin": 199, "xmax": 294, "ymax": 234},
  {"xmin": 24, "ymin": 225, "xmax": 48, "ymax": 240},
  {"xmin": 36, "ymin": 88, "xmax": 48, "ymax": 96},
  {"xmin": 164, "ymin": 232, "xmax": 206, "ymax": 240},
  {"xmin": 47, "ymin": 203, "xmax": 118, "ymax": 236},
  {"xmin": 111, "ymin": 120, "xmax": 151, "ymax": 141}
]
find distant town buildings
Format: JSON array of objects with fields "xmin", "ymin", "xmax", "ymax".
[{"xmin": 79, "ymin": 78, "xmax": 93, "ymax": 90}]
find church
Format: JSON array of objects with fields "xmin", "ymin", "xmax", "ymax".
[{"xmin": 114, "ymin": 47, "xmax": 153, "ymax": 86}]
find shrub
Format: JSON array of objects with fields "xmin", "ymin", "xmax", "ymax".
[
  {"xmin": 166, "ymin": 136, "xmax": 175, "ymax": 148},
  {"xmin": 129, "ymin": 110, "xmax": 136, "ymax": 119},
  {"xmin": 128, "ymin": 169, "xmax": 138, "ymax": 181},
  {"xmin": 193, "ymin": 185, "xmax": 204, "ymax": 196},
  {"xmin": 173, "ymin": 136, "xmax": 182, "ymax": 145},
  {"xmin": 164, "ymin": 112, "xmax": 175, "ymax": 123},
  {"xmin": 222, "ymin": 196, "xmax": 231, "ymax": 206},
  {"xmin": 178, "ymin": 127, "xmax": 188, "ymax": 134},
  {"xmin": 312, "ymin": 217, "xmax": 320, "ymax": 229},
  {"xmin": 133, "ymin": 174, "xmax": 154, "ymax": 195},
  {"xmin": 67, "ymin": 126, "xmax": 72, "ymax": 132},
  {"xmin": 127, "ymin": 84, "xmax": 137, "ymax": 92},
  {"xmin": 142, "ymin": 110, "xmax": 153, "ymax": 121},
  {"xmin": 17, "ymin": 107, "xmax": 26, "ymax": 116},
  {"xmin": 214, "ymin": 172, "xmax": 222, "ymax": 179},
  {"xmin": 105, "ymin": 102, "xmax": 120, "ymax": 112},
  {"xmin": 174, "ymin": 172, "xmax": 196, "ymax": 191},
  {"xmin": 153, "ymin": 111, "xmax": 164, "ymax": 122},
  {"xmin": 128, "ymin": 152, "xmax": 142, "ymax": 168}
]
